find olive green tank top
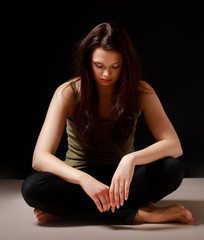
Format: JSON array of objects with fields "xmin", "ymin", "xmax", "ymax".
[{"xmin": 64, "ymin": 80, "xmax": 136, "ymax": 169}]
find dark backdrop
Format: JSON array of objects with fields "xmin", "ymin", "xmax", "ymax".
[{"xmin": 1, "ymin": 0, "xmax": 204, "ymax": 178}]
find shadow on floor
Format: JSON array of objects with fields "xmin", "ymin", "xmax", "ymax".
[{"xmin": 39, "ymin": 200, "xmax": 204, "ymax": 229}]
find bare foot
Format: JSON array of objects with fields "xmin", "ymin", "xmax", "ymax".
[
  {"xmin": 33, "ymin": 208, "xmax": 62, "ymax": 225},
  {"xmin": 134, "ymin": 202, "xmax": 194, "ymax": 224}
]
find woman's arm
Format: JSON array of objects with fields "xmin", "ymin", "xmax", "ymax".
[
  {"xmin": 32, "ymin": 81, "xmax": 83, "ymax": 184},
  {"xmin": 110, "ymin": 80, "xmax": 183, "ymax": 211},
  {"xmin": 32, "ymin": 81, "xmax": 110, "ymax": 212},
  {"xmin": 127, "ymin": 80, "xmax": 183, "ymax": 165}
]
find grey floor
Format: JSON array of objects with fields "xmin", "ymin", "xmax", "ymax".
[{"xmin": 0, "ymin": 178, "xmax": 204, "ymax": 240}]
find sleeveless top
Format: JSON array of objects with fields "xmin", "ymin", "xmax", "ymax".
[{"xmin": 64, "ymin": 80, "xmax": 137, "ymax": 169}]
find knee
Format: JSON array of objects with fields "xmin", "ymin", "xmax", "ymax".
[
  {"xmin": 164, "ymin": 157, "xmax": 184, "ymax": 176},
  {"xmin": 22, "ymin": 172, "xmax": 58, "ymax": 207},
  {"xmin": 148, "ymin": 157, "xmax": 184, "ymax": 185},
  {"xmin": 21, "ymin": 173, "xmax": 40, "ymax": 207},
  {"xmin": 160, "ymin": 157, "xmax": 184, "ymax": 186}
]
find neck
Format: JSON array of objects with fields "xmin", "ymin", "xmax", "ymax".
[{"xmin": 96, "ymin": 83, "xmax": 115, "ymax": 100}]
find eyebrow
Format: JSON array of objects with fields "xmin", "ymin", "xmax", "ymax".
[{"xmin": 93, "ymin": 61, "xmax": 122, "ymax": 65}]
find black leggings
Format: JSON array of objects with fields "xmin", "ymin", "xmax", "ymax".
[{"xmin": 21, "ymin": 157, "xmax": 184, "ymax": 225}]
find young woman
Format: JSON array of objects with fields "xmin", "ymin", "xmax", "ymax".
[{"xmin": 22, "ymin": 22, "xmax": 194, "ymax": 225}]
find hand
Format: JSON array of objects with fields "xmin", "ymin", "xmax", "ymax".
[
  {"xmin": 109, "ymin": 155, "xmax": 135, "ymax": 212},
  {"xmin": 80, "ymin": 173, "xmax": 111, "ymax": 213}
]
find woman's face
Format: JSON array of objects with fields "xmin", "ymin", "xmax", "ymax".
[{"xmin": 91, "ymin": 48, "xmax": 123, "ymax": 87}]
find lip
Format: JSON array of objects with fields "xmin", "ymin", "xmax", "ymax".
[{"xmin": 101, "ymin": 79, "xmax": 112, "ymax": 83}]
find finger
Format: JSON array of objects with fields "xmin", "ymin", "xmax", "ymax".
[
  {"xmin": 99, "ymin": 195, "xmax": 108, "ymax": 212},
  {"xmin": 114, "ymin": 182, "xmax": 120, "ymax": 209},
  {"xmin": 104, "ymin": 191, "xmax": 111, "ymax": 211},
  {"xmin": 111, "ymin": 204, "xmax": 116, "ymax": 213},
  {"xmin": 109, "ymin": 183, "xmax": 115, "ymax": 207},
  {"xmin": 109, "ymin": 186, "xmax": 116, "ymax": 213},
  {"xmin": 125, "ymin": 181, "xmax": 130, "ymax": 201},
  {"xmin": 119, "ymin": 181, "xmax": 125, "ymax": 206},
  {"xmin": 93, "ymin": 197, "xmax": 103, "ymax": 212}
]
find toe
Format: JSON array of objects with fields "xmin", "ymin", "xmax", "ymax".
[
  {"xmin": 34, "ymin": 208, "xmax": 44, "ymax": 216},
  {"xmin": 185, "ymin": 209, "xmax": 193, "ymax": 222},
  {"xmin": 33, "ymin": 208, "xmax": 39, "ymax": 215},
  {"xmin": 36, "ymin": 212, "xmax": 48, "ymax": 225},
  {"xmin": 37, "ymin": 215, "xmax": 47, "ymax": 225}
]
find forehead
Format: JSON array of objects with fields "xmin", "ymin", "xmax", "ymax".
[{"xmin": 91, "ymin": 48, "xmax": 122, "ymax": 64}]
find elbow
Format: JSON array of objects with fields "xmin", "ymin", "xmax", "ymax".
[
  {"xmin": 164, "ymin": 138, "xmax": 183, "ymax": 159},
  {"xmin": 32, "ymin": 155, "xmax": 37, "ymax": 171},
  {"xmin": 176, "ymin": 146, "xmax": 183, "ymax": 158},
  {"xmin": 32, "ymin": 152, "xmax": 40, "ymax": 171},
  {"xmin": 173, "ymin": 142, "xmax": 183, "ymax": 158},
  {"xmin": 177, "ymin": 138, "xmax": 183, "ymax": 157},
  {"xmin": 32, "ymin": 150, "xmax": 52, "ymax": 171}
]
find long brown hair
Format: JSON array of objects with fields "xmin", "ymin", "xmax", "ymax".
[{"xmin": 73, "ymin": 22, "xmax": 142, "ymax": 146}]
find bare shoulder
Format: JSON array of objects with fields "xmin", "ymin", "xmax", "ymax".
[
  {"xmin": 138, "ymin": 80, "xmax": 155, "ymax": 93},
  {"xmin": 52, "ymin": 77, "xmax": 80, "ymax": 115},
  {"xmin": 138, "ymin": 80, "xmax": 157, "ymax": 111},
  {"xmin": 55, "ymin": 77, "xmax": 80, "ymax": 98}
]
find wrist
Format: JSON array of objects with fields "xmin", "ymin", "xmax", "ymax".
[
  {"xmin": 78, "ymin": 171, "xmax": 92, "ymax": 186},
  {"xmin": 122, "ymin": 153, "xmax": 136, "ymax": 167}
]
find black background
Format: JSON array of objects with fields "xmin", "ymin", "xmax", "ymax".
[{"xmin": 1, "ymin": 0, "xmax": 204, "ymax": 178}]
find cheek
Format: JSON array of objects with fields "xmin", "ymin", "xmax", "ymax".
[
  {"xmin": 114, "ymin": 69, "xmax": 122, "ymax": 78},
  {"xmin": 93, "ymin": 68, "xmax": 102, "ymax": 78}
]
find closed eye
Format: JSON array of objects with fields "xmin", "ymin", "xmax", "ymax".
[
  {"xmin": 94, "ymin": 63, "xmax": 103, "ymax": 68},
  {"xmin": 112, "ymin": 64, "xmax": 121, "ymax": 69},
  {"xmin": 93, "ymin": 62, "xmax": 122, "ymax": 69}
]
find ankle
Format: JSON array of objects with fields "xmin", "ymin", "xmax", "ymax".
[{"xmin": 134, "ymin": 203, "xmax": 156, "ymax": 223}]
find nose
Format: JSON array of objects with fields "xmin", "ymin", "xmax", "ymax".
[{"xmin": 103, "ymin": 69, "xmax": 111, "ymax": 78}]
